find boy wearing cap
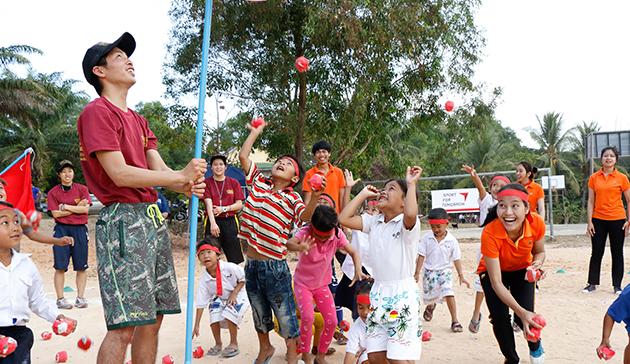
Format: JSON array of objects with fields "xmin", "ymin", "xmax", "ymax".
[
  {"xmin": 78, "ymin": 32, "xmax": 207, "ymax": 364},
  {"xmin": 238, "ymin": 121, "xmax": 324, "ymax": 364},
  {"xmin": 302, "ymin": 140, "xmax": 346, "ymax": 213},
  {"xmin": 47, "ymin": 160, "xmax": 91, "ymax": 310}
]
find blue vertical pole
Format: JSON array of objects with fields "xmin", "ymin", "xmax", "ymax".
[{"xmin": 185, "ymin": 0, "xmax": 213, "ymax": 363}]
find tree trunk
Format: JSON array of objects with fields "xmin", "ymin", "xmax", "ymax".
[{"xmin": 294, "ymin": 72, "xmax": 306, "ymax": 163}]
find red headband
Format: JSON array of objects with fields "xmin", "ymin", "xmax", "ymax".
[
  {"xmin": 280, "ymin": 157, "xmax": 299, "ymax": 178},
  {"xmin": 197, "ymin": 244, "xmax": 220, "ymax": 255},
  {"xmin": 318, "ymin": 194, "xmax": 335, "ymax": 208},
  {"xmin": 490, "ymin": 176, "xmax": 510, "ymax": 186},
  {"xmin": 0, "ymin": 204, "xmax": 13, "ymax": 212},
  {"xmin": 311, "ymin": 225, "xmax": 334, "ymax": 236},
  {"xmin": 198, "ymin": 244, "xmax": 223, "ymax": 296},
  {"xmin": 428, "ymin": 219, "xmax": 448, "ymax": 225},
  {"xmin": 357, "ymin": 295, "xmax": 370, "ymax": 305},
  {"xmin": 497, "ymin": 189, "xmax": 534, "ymax": 223},
  {"xmin": 367, "ymin": 200, "xmax": 377, "ymax": 206}
]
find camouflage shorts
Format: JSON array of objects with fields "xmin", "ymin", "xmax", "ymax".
[{"xmin": 95, "ymin": 202, "xmax": 181, "ymax": 330}]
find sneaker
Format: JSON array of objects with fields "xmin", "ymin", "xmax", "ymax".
[
  {"xmin": 529, "ymin": 341, "xmax": 545, "ymax": 364},
  {"xmin": 581, "ymin": 284, "xmax": 596, "ymax": 293},
  {"xmin": 614, "ymin": 286, "xmax": 622, "ymax": 295},
  {"xmin": 512, "ymin": 321, "xmax": 522, "ymax": 333},
  {"xmin": 56, "ymin": 297, "xmax": 73, "ymax": 310},
  {"xmin": 75, "ymin": 296, "xmax": 88, "ymax": 309}
]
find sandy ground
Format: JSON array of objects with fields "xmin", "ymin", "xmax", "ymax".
[{"xmin": 16, "ymin": 216, "xmax": 630, "ymax": 363}]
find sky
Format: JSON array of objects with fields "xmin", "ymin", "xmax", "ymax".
[{"xmin": 3, "ymin": 0, "xmax": 630, "ymax": 149}]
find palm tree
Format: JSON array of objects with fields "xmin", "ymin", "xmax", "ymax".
[
  {"xmin": 567, "ymin": 120, "xmax": 601, "ymax": 209},
  {"xmin": 524, "ymin": 112, "xmax": 579, "ymax": 193}
]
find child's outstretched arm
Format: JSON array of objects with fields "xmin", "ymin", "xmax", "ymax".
[
  {"xmin": 453, "ymin": 259, "xmax": 470, "ymax": 288},
  {"xmin": 596, "ymin": 313, "xmax": 615, "ymax": 356},
  {"xmin": 238, "ymin": 120, "xmax": 266, "ymax": 177},
  {"xmin": 339, "ymin": 185, "xmax": 379, "ymax": 230},
  {"xmin": 404, "ymin": 166, "xmax": 422, "ymax": 229},
  {"xmin": 342, "ymin": 169, "xmax": 361, "ymax": 212},
  {"xmin": 192, "ymin": 308, "xmax": 204, "ymax": 339},
  {"xmin": 26, "ymin": 230, "xmax": 73, "ymax": 246},
  {"xmin": 461, "ymin": 164, "xmax": 486, "ymax": 200},
  {"xmin": 414, "ymin": 255, "xmax": 425, "ymax": 283},
  {"xmin": 286, "ymin": 235, "xmax": 316, "ymax": 255}
]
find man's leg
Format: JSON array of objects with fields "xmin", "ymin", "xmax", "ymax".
[
  {"xmin": 96, "ymin": 326, "xmax": 135, "ymax": 364},
  {"xmin": 76, "ymin": 270, "xmax": 87, "ymax": 298},
  {"xmin": 131, "ymin": 315, "xmax": 164, "ymax": 364},
  {"xmin": 54, "ymin": 270, "xmax": 66, "ymax": 300}
]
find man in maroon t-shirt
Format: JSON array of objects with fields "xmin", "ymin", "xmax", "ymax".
[
  {"xmin": 202, "ymin": 155, "xmax": 245, "ymax": 264},
  {"xmin": 78, "ymin": 32, "xmax": 207, "ymax": 364},
  {"xmin": 47, "ymin": 160, "xmax": 91, "ymax": 310}
]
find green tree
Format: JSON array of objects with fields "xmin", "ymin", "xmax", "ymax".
[
  {"xmin": 524, "ymin": 112, "xmax": 579, "ymax": 193},
  {"xmin": 165, "ymin": 0, "xmax": 490, "ymax": 169},
  {"xmin": 567, "ymin": 120, "xmax": 600, "ymax": 210}
]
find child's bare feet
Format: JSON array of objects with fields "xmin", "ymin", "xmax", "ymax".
[{"xmin": 314, "ymin": 350, "xmax": 332, "ymax": 364}]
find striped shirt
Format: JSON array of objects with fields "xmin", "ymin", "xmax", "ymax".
[{"xmin": 238, "ymin": 164, "xmax": 306, "ymax": 260}]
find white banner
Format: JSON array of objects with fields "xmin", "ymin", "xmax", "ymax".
[{"xmin": 431, "ymin": 188, "xmax": 480, "ymax": 213}]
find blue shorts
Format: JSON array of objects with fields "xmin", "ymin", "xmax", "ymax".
[
  {"xmin": 53, "ymin": 224, "xmax": 88, "ymax": 271},
  {"xmin": 245, "ymin": 258, "xmax": 300, "ymax": 338}
]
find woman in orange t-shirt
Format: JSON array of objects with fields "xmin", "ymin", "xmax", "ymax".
[
  {"xmin": 515, "ymin": 161, "xmax": 545, "ymax": 220},
  {"xmin": 477, "ymin": 183, "xmax": 547, "ymax": 364},
  {"xmin": 584, "ymin": 147, "xmax": 630, "ymax": 294}
]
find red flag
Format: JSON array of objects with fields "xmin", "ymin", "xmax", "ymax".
[{"xmin": 0, "ymin": 149, "xmax": 34, "ymax": 214}]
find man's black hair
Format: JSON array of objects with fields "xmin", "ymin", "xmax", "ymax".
[{"xmin": 312, "ymin": 140, "xmax": 331, "ymax": 155}]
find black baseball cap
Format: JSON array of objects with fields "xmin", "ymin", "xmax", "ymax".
[
  {"xmin": 82, "ymin": 32, "xmax": 136, "ymax": 87},
  {"xmin": 210, "ymin": 155, "xmax": 228, "ymax": 165},
  {"xmin": 57, "ymin": 160, "xmax": 74, "ymax": 173}
]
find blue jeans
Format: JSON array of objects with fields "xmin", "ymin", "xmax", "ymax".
[{"xmin": 245, "ymin": 258, "xmax": 300, "ymax": 339}]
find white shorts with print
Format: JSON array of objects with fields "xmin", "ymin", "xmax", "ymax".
[
  {"xmin": 366, "ymin": 278, "xmax": 422, "ymax": 361},
  {"xmin": 421, "ymin": 267, "xmax": 454, "ymax": 305},
  {"xmin": 208, "ymin": 295, "xmax": 250, "ymax": 329}
]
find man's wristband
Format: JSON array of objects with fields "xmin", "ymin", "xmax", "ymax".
[{"xmin": 60, "ymin": 204, "xmax": 65, "ymax": 211}]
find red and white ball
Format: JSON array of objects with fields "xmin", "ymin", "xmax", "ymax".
[
  {"xmin": 0, "ymin": 337, "xmax": 17, "ymax": 356},
  {"xmin": 77, "ymin": 336, "xmax": 92, "ymax": 350},
  {"xmin": 526, "ymin": 315, "xmax": 547, "ymax": 341},
  {"xmin": 339, "ymin": 320, "xmax": 350, "ymax": 332},
  {"xmin": 162, "ymin": 354, "xmax": 174, "ymax": 364},
  {"xmin": 309, "ymin": 174, "xmax": 323, "ymax": 191},
  {"xmin": 445, "ymin": 100, "xmax": 454, "ymax": 112},
  {"xmin": 599, "ymin": 347, "xmax": 616, "ymax": 360},
  {"xmin": 526, "ymin": 267, "xmax": 542, "ymax": 282},
  {"xmin": 26, "ymin": 210, "xmax": 41, "ymax": 229},
  {"xmin": 192, "ymin": 346, "xmax": 204, "ymax": 359},
  {"xmin": 295, "ymin": 56, "xmax": 309, "ymax": 72},
  {"xmin": 52, "ymin": 319, "xmax": 74, "ymax": 336},
  {"xmin": 55, "ymin": 351, "xmax": 68, "ymax": 363},
  {"xmin": 251, "ymin": 117, "xmax": 264, "ymax": 128},
  {"xmin": 41, "ymin": 331, "xmax": 53, "ymax": 340},
  {"xmin": 421, "ymin": 331, "xmax": 432, "ymax": 341}
]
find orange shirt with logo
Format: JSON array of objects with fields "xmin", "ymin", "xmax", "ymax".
[
  {"xmin": 477, "ymin": 213, "xmax": 545, "ymax": 274},
  {"xmin": 588, "ymin": 168, "xmax": 630, "ymax": 221},
  {"xmin": 521, "ymin": 180, "xmax": 544, "ymax": 214},
  {"xmin": 302, "ymin": 163, "xmax": 346, "ymax": 212}
]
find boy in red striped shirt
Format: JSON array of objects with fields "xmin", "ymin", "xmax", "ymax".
[{"xmin": 238, "ymin": 120, "xmax": 324, "ymax": 364}]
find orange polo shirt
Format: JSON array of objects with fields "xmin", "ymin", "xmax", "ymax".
[
  {"xmin": 588, "ymin": 168, "xmax": 630, "ymax": 221},
  {"xmin": 520, "ymin": 180, "xmax": 544, "ymax": 214},
  {"xmin": 477, "ymin": 213, "xmax": 545, "ymax": 274},
  {"xmin": 302, "ymin": 163, "xmax": 346, "ymax": 212}
]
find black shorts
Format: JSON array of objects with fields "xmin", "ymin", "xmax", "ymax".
[
  {"xmin": 0, "ymin": 326, "xmax": 34, "ymax": 364},
  {"xmin": 52, "ymin": 224, "xmax": 89, "ymax": 271},
  {"xmin": 205, "ymin": 216, "xmax": 244, "ymax": 264}
]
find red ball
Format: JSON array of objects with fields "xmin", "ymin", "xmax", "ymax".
[
  {"xmin": 295, "ymin": 56, "xmax": 309, "ymax": 72},
  {"xmin": 445, "ymin": 100, "xmax": 454, "ymax": 112},
  {"xmin": 599, "ymin": 347, "xmax": 616, "ymax": 360},
  {"xmin": 77, "ymin": 335, "xmax": 92, "ymax": 350},
  {"xmin": 421, "ymin": 331, "xmax": 432, "ymax": 341},
  {"xmin": 192, "ymin": 346, "xmax": 204, "ymax": 359},
  {"xmin": 26, "ymin": 210, "xmax": 41, "ymax": 229},
  {"xmin": 41, "ymin": 331, "xmax": 52, "ymax": 340},
  {"xmin": 526, "ymin": 315, "xmax": 547, "ymax": 341},
  {"xmin": 339, "ymin": 320, "xmax": 350, "ymax": 332},
  {"xmin": 251, "ymin": 117, "xmax": 264, "ymax": 128},
  {"xmin": 55, "ymin": 351, "xmax": 68, "ymax": 363},
  {"xmin": 309, "ymin": 174, "xmax": 323, "ymax": 191},
  {"xmin": 125, "ymin": 361, "xmax": 132, "ymax": 364},
  {"xmin": 52, "ymin": 319, "xmax": 74, "ymax": 336},
  {"xmin": 162, "ymin": 355, "xmax": 174, "ymax": 364},
  {"xmin": 525, "ymin": 267, "xmax": 541, "ymax": 282},
  {"xmin": 0, "ymin": 337, "xmax": 17, "ymax": 356}
]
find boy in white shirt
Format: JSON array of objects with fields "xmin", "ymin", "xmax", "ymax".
[
  {"xmin": 192, "ymin": 237, "xmax": 249, "ymax": 358},
  {"xmin": 344, "ymin": 280, "xmax": 373, "ymax": 364},
  {"xmin": 0, "ymin": 201, "xmax": 77, "ymax": 364},
  {"xmin": 414, "ymin": 208, "xmax": 469, "ymax": 333}
]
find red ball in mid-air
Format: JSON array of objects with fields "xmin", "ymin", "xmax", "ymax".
[
  {"xmin": 77, "ymin": 336, "xmax": 92, "ymax": 350},
  {"xmin": 445, "ymin": 100, "xmax": 454, "ymax": 112},
  {"xmin": 251, "ymin": 117, "xmax": 264, "ymax": 128},
  {"xmin": 309, "ymin": 174, "xmax": 323, "ymax": 191},
  {"xmin": 295, "ymin": 56, "xmax": 309, "ymax": 72},
  {"xmin": 26, "ymin": 210, "xmax": 41, "ymax": 229},
  {"xmin": 0, "ymin": 337, "xmax": 17, "ymax": 356},
  {"xmin": 339, "ymin": 320, "xmax": 350, "ymax": 332}
]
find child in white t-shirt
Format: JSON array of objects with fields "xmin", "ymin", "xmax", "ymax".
[
  {"xmin": 344, "ymin": 280, "xmax": 373, "ymax": 364},
  {"xmin": 414, "ymin": 208, "xmax": 470, "ymax": 333},
  {"xmin": 192, "ymin": 238, "xmax": 249, "ymax": 358},
  {"xmin": 461, "ymin": 164, "xmax": 510, "ymax": 333}
]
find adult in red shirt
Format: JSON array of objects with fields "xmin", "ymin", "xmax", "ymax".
[
  {"xmin": 477, "ymin": 183, "xmax": 547, "ymax": 364},
  {"xmin": 515, "ymin": 161, "xmax": 545, "ymax": 220},
  {"xmin": 47, "ymin": 160, "xmax": 91, "ymax": 310},
  {"xmin": 203, "ymin": 155, "xmax": 245, "ymax": 264},
  {"xmin": 302, "ymin": 141, "xmax": 346, "ymax": 213},
  {"xmin": 583, "ymin": 147, "xmax": 630, "ymax": 294},
  {"xmin": 78, "ymin": 32, "xmax": 206, "ymax": 364}
]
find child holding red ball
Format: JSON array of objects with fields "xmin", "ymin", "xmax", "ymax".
[
  {"xmin": 0, "ymin": 201, "xmax": 77, "ymax": 364},
  {"xmin": 477, "ymin": 183, "xmax": 546, "ymax": 364},
  {"xmin": 597, "ymin": 284, "xmax": 630, "ymax": 362}
]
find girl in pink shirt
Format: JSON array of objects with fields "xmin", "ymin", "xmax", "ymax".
[{"xmin": 288, "ymin": 205, "xmax": 366, "ymax": 364}]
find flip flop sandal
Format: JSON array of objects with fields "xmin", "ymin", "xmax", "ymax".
[
  {"xmin": 337, "ymin": 335, "xmax": 348, "ymax": 345},
  {"xmin": 254, "ymin": 346, "xmax": 275, "ymax": 364},
  {"xmin": 221, "ymin": 348, "xmax": 240, "ymax": 358},
  {"xmin": 468, "ymin": 313, "xmax": 482, "ymax": 334},
  {"xmin": 513, "ymin": 321, "xmax": 522, "ymax": 333},
  {"xmin": 423, "ymin": 304, "xmax": 436, "ymax": 322},
  {"xmin": 451, "ymin": 322, "xmax": 463, "ymax": 333},
  {"xmin": 207, "ymin": 346, "xmax": 222, "ymax": 356}
]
